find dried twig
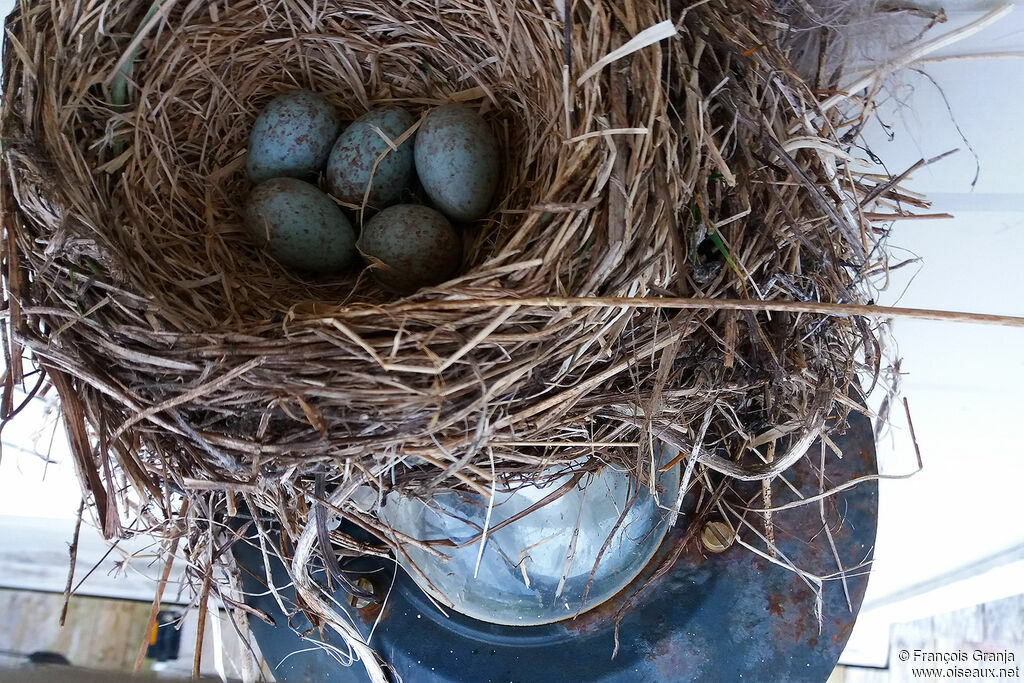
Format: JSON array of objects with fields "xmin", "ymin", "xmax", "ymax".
[
  {"xmin": 133, "ymin": 536, "xmax": 182, "ymax": 673},
  {"xmin": 59, "ymin": 500, "xmax": 86, "ymax": 628}
]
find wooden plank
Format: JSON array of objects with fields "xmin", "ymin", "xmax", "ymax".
[
  {"xmin": 0, "ymin": 587, "xmax": 263, "ymax": 677},
  {"xmin": 0, "ymin": 589, "xmax": 150, "ymax": 671}
]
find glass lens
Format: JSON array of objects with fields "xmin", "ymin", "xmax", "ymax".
[{"xmin": 378, "ymin": 445, "xmax": 681, "ymax": 625}]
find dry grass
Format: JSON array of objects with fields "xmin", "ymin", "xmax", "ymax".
[{"xmin": 0, "ymin": 0, "xmax": 948, "ymax": 677}]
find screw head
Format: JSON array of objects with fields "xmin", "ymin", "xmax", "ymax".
[
  {"xmin": 346, "ymin": 577, "xmax": 376, "ymax": 609},
  {"xmin": 701, "ymin": 520, "xmax": 736, "ymax": 553}
]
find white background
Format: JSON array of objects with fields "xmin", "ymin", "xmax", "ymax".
[{"xmin": 841, "ymin": 1, "xmax": 1024, "ymax": 665}]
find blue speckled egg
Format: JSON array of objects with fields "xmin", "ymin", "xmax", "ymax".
[
  {"xmin": 326, "ymin": 107, "xmax": 415, "ymax": 208},
  {"xmin": 415, "ymin": 104, "xmax": 500, "ymax": 222},
  {"xmin": 358, "ymin": 204, "xmax": 462, "ymax": 294},
  {"xmin": 244, "ymin": 178, "xmax": 356, "ymax": 274},
  {"xmin": 246, "ymin": 91, "xmax": 342, "ymax": 184}
]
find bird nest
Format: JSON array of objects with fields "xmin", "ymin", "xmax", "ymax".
[{"xmin": 1, "ymin": 0, "xmax": 894, "ymax": 676}]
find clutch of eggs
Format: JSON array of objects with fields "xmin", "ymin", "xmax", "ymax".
[{"xmin": 244, "ymin": 92, "xmax": 499, "ymax": 291}]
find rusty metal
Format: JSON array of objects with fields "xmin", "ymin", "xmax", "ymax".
[{"xmin": 235, "ymin": 409, "xmax": 877, "ymax": 682}]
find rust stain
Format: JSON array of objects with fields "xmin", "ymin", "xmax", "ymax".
[
  {"xmin": 833, "ymin": 616, "xmax": 855, "ymax": 643},
  {"xmin": 859, "ymin": 447, "xmax": 875, "ymax": 471},
  {"xmin": 358, "ymin": 601, "xmax": 385, "ymax": 626},
  {"xmin": 563, "ymin": 532, "xmax": 694, "ymax": 635},
  {"xmin": 562, "ymin": 584, "xmax": 629, "ymax": 634}
]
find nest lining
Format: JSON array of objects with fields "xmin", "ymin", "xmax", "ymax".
[{"xmin": 1, "ymin": 0, "xmax": 895, "ymax": 674}]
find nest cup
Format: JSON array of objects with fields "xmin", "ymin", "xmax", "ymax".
[{"xmin": 1, "ymin": 0, "xmax": 877, "ymax": 650}]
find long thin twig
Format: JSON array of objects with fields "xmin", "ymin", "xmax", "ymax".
[
  {"xmin": 133, "ymin": 500, "xmax": 187, "ymax": 673},
  {"xmin": 337, "ymin": 296, "xmax": 1024, "ymax": 327},
  {"xmin": 193, "ymin": 574, "xmax": 212, "ymax": 679},
  {"xmin": 59, "ymin": 500, "xmax": 86, "ymax": 628},
  {"xmin": 133, "ymin": 536, "xmax": 180, "ymax": 672}
]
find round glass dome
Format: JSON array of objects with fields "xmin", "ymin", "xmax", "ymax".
[{"xmin": 378, "ymin": 446, "xmax": 680, "ymax": 626}]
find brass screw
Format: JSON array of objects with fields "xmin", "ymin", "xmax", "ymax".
[
  {"xmin": 701, "ymin": 520, "xmax": 735, "ymax": 553},
  {"xmin": 346, "ymin": 577, "xmax": 375, "ymax": 609}
]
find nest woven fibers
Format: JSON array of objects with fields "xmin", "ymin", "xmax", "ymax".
[{"xmin": 1, "ymin": 0, "xmax": 916, "ymax": 675}]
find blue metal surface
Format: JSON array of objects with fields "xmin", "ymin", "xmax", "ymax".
[{"xmin": 235, "ymin": 410, "xmax": 877, "ymax": 682}]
